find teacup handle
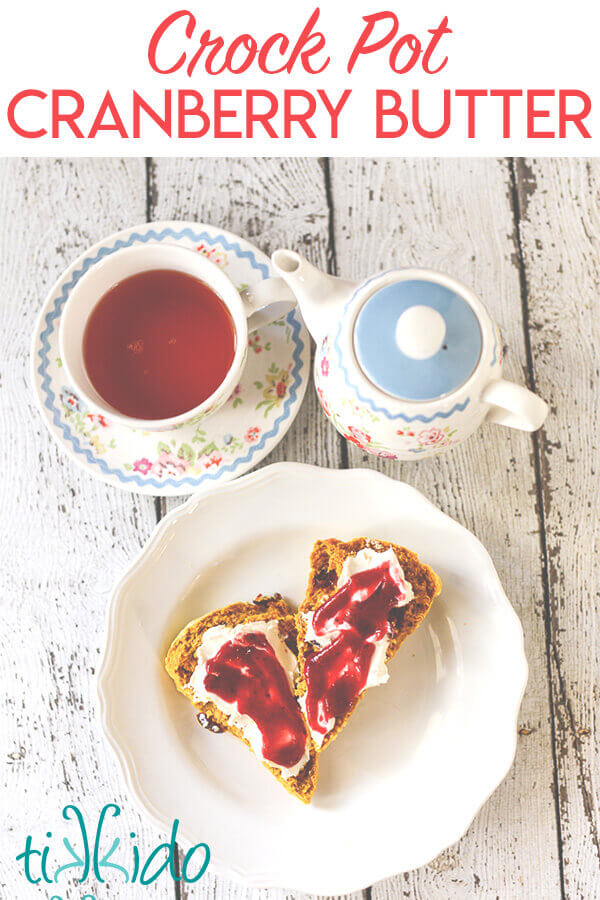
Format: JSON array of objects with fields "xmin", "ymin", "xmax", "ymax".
[
  {"xmin": 240, "ymin": 278, "xmax": 296, "ymax": 332},
  {"xmin": 482, "ymin": 379, "xmax": 548, "ymax": 431}
]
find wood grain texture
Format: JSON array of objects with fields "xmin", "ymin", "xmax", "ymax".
[
  {"xmin": 514, "ymin": 157, "xmax": 600, "ymax": 898},
  {"xmin": 328, "ymin": 158, "xmax": 561, "ymax": 898},
  {"xmin": 149, "ymin": 157, "xmax": 344, "ymax": 524},
  {"xmin": 0, "ymin": 158, "xmax": 169, "ymax": 899},
  {"xmin": 149, "ymin": 158, "xmax": 356, "ymax": 900}
]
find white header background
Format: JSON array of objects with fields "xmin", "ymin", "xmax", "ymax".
[{"xmin": 1, "ymin": 0, "xmax": 598, "ymax": 155}]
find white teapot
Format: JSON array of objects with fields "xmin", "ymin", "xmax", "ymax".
[{"xmin": 270, "ymin": 250, "xmax": 547, "ymax": 460}]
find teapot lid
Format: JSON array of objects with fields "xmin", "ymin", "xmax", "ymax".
[{"xmin": 353, "ymin": 279, "xmax": 482, "ymax": 402}]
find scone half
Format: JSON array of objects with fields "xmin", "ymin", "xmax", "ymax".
[
  {"xmin": 296, "ymin": 538, "xmax": 442, "ymax": 752},
  {"xmin": 165, "ymin": 594, "xmax": 318, "ymax": 803}
]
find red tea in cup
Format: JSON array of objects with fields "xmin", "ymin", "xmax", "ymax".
[{"xmin": 83, "ymin": 269, "xmax": 236, "ymax": 420}]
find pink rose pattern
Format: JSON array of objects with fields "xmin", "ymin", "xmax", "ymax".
[
  {"xmin": 416, "ymin": 427, "xmax": 444, "ymax": 445},
  {"xmin": 396, "ymin": 425, "xmax": 458, "ymax": 453},
  {"xmin": 126, "ymin": 420, "xmax": 266, "ymax": 480},
  {"xmin": 152, "ymin": 450, "xmax": 189, "ymax": 479},
  {"xmin": 335, "ymin": 422, "xmax": 459, "ymax": 456}
]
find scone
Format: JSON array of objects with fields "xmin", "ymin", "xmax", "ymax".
[
  {"xmin": 296, "ymin": 538, "xmax": 442, "ymax": 751},
  {"xmin": 165, "ymin": 594, "xmax": 318, "ymax": 803}
]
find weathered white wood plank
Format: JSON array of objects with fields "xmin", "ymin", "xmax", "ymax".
[
  {"xmin": 516, "ymin": 157, "xmax": 600, "ymax": 898},
  {"xmin": 150, "ymin": 157, "xmax": 344, "ymax": 516},
  {"xmin": 329, "ymin": 158, "xmax": 561, "ymax": 897},
  {"xmin": 150, "ymin": 158, "xmax": 357, "ymax": 900},
  {"xmin": 0, "ymin": 158, "xmax": 172, "ymax": 899}
]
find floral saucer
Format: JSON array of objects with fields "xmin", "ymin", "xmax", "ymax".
[{"xmin": 30, "ymin": 222, "xmax": 309, "ymax": 496}]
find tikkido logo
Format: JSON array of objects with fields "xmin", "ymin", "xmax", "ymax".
[{"xmin": 15, "ymin": 803, "xmax": 210, "ymax": 898}]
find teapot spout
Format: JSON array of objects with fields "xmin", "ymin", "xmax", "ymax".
[{"xmin": 271, "ymin": 249, "xmax": 356, "ymax": 345}]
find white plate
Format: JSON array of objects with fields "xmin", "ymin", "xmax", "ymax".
[
  {"xmin": 98, "ymin": 463, "xmax": 527, "ymax": 893},
  {"xmin": 30, "ymin": 222, "xmax": 309, "ymax": 495}
]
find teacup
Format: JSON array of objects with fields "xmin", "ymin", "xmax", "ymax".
[{"xmin": 59, "ymin": 243, "xmax": 295, "ymax": 431}]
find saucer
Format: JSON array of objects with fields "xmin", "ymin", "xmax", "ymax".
[
  {"xmin": 98, "ymin": 463, "xmax": 527, "ymax": 892},
  {"xmin": 30, "ymin": 222, "xmax": 309, "ymax": 496}
]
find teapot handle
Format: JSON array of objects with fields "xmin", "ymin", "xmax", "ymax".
[{"xmin": 482, "ymin": 379, "xmax": 548, "ymax": 432}]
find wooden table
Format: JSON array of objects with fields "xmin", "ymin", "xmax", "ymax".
[{"xmin": 1, "ymin": 158, "xmax": 598, "ymax": 899}]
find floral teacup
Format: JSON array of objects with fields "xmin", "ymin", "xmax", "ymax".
[{"xmin": 59, "ymin": 242, "xmax": 295, "ymax": 432}]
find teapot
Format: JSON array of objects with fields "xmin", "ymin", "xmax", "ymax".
[{"xmin": 269, "ymin": 250, "xmax": 547, "ymax": 460}]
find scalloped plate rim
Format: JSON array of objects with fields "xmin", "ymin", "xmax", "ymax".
[{"xmin": 97, "ymin": 462, "xmax": 528, "ymax": 893}]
